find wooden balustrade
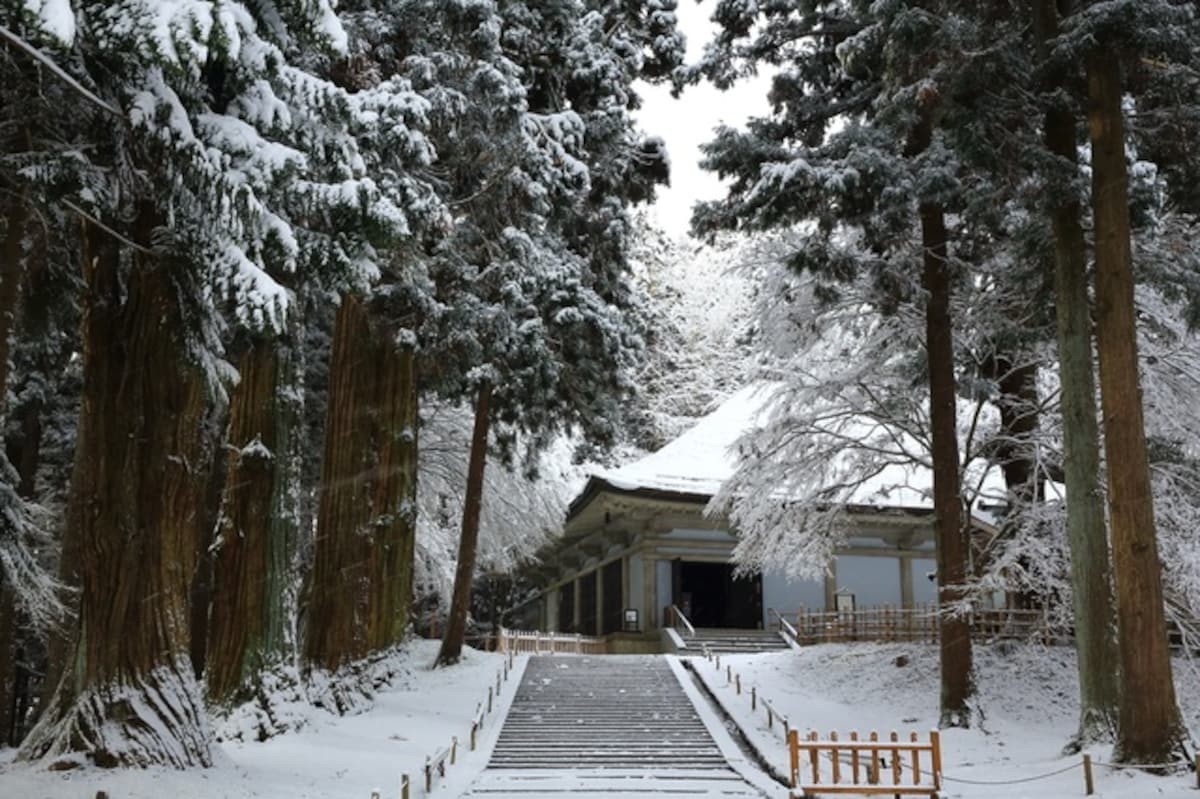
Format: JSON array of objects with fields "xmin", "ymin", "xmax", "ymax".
[
  {"xmin": 496, "ymin": 626, "xmax": 608, "ymax": 655},
  {"xmin": 772, "ymin": 603, "xmax": 1064, "ymax": 646},
  {"xmin": 788, "ymin": 728, "xmax": 942, "ymax": 796}
]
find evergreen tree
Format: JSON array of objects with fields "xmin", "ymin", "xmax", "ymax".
[
  {"xmin": 12, "ymin": 0, "xmax": 433, "ymax": 766},
  {"xmin": 1067, "ymin": 0, "xmax": 1188, "ymax": 763},
  {"xmin": 1030, "ymin": 0, "xmax": 1120, "ymax": 746},
  {"xmin": 433, "ymin": 0, "xmax": 683, "ymax": 666},
  {"xmin": 686, "ymin": 0, "xmax": 983, "ymax": 726}
]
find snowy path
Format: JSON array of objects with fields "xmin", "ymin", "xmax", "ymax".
[{"xmin": 463, "ymin": 655, "xmax": 782, "ymax": 797}]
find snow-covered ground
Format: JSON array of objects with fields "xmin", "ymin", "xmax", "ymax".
[
  {"xmin": 6, "ymin": 640, "xmax": 1200, "ymax": 798},
  {"xmin": 0, "ymin": 641, "xmax": 521, "ymax": 799},
  {"xmin": 694, "ymin": 642, "xmax": 1200, "ymax": 798}
]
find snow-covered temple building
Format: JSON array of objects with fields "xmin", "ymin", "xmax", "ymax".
[{"xmin": 520, "ymin": 386, "xmax": 1002, "ymax": 649}]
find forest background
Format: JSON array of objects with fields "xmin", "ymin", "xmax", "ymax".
[{"xmin": 3, "ymin": 0, "xmax": 1200, "ymax": 776}]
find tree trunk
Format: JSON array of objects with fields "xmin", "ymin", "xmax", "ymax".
[
  {"xmin": 994, "ymin": 358, "xmax": 1040, "ymax": 506},
  {"xmin": 305, "ymin": 295, "xmax": 418, "ymax": 673},
  {"xmin": 920, "ymin": 199, "xmax": 974, "ymax": 727},
  {"xmin": 0, "ymin": 197, "xmax": 27, "ymax": 747},
  {"xmin": 0, "ymin": 198, "xmax": 27, "ymax": 417},
  {"xmin": 1085, "ymin": 53, "xmax": 1184, "ymax": 764},
  {"xmin": 1030, "ymin": 0, "xmax": 1120, "ymax": 748},
  {"xmin": 0, "ymin": 378, "xmax": 47, "ymax": 746},
  {"xmin": 436, "ymin": 383, "xmax": 492, "ymax": 667},
  {"xmin": 18, "ymin": 213, "xmax": 214, "ymax": 768},
  {"xmin": 207, "ymin": 327, "xmax": 303, "ymax": 706},
  {"xmin": 980, "ymin": 353, "xmax": 1044, "ymax": 610}
]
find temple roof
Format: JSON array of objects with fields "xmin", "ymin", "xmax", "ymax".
[{"xmin": 568, "ymin": 383, "xmax": 1011, "ymax": 526}]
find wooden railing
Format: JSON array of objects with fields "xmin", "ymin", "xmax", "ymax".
[
  {"xmin": 496, "ymin": 626, "xmax": 608, "ymax": 654},
  {"xmin": 768, "ymin": 607, "xmax": 799, "ymax": 646},
  {"xmin": 425, "ymin": 739, "xmax": 455, "ymax": 793},
  {"xmin": 788, "ymin": 728, "xmax": 942, "ymax": 796},
  {"xmin": 666, "ymin": 604, "xmax": 696, "ymax": 639},
  {"xmin": 773, "ymin": 604, "xmax": 1063, "ymax": 646}
]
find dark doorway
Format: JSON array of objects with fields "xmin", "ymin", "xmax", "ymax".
[
  {"xmin": 601, "ymin": 560, "xmax": 623, "ymax": 634},
  {"xmin": 579, "ymin": 571, "xmax": 598, "ymax": 635},
  {"xmin": 678, "ymin": 561, "xmax": 762, "ymax": 628},
  {"xmin": 557, "ymin": 583, "xmax": 575, "ymax": 633}
]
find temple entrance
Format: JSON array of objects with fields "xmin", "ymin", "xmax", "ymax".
[{"xmin": 675, "ymin": 560, "xmax": 762, "ymax": 629}]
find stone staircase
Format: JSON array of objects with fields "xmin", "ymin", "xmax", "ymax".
[
  {"xmin": 679, "ymin": 628, "xmax": 791, "ymax": 655},
  {"xmin": 464, "ymin": 655, "xmax": 769, "ymax": 797},
  {"xmin": 489, "ymin": 656, "xmax": 726, "ymax": 769}
]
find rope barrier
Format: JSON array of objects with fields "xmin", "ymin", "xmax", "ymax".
[
  {"xmin": 1091, "ymin": 758, "xmax": 1192, "ymax": 771},
  {"xmin": 941, "ymin": 761, "xmax": 1082, "ymax": 785}
]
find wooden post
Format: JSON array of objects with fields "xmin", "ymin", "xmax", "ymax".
[
  {"xmin": 890, "ymin": 730, "xmax": 901, "ymax": 786},
  {"xmin": 1195, "ymin": 753, "xmax": 1200, "ymax": 789},
  {"xmin": 809, "ymin": 731, "xmax": 820, "ymax": 785},
  {"xmin": 470, "ymin": 721, "xmax": 478, "ymax": 751},
  {"xmin": 910, "ymin": 731, "xmax": 920, "ymax": 785},
  {"xmin": 736, "ymin": 673, "xmax": 741, "ymax": 695},
  {"xmin": 930, "ymin": 730, "xmax": 942, "ymax": 790},
  {"xmin": 767, "ymin": 704, "xmax": 773, "ymax": 729},
  {"xmin": 496, "ymin": 672, "xmax": 501, "ymax": 695},
  {"xmin": 830, "ymin": 730, "xmax": 841, "ymax": 784},
  {"xmin": 401, "ymin": 774, "xmax": 410, "ymax": 799},
  {"xmin": 868, "ymin": 731, "xmax": 880, "ymax": 784},
  {"xmin": 425, "ymin": 761, "xmax": 433, "ymax": 793},
  {"xmin": 488, "ymin": 686, "xmax": 494, "ymax": 713},
  {"xmin": 1083, "ymin": 753, "xmax": 1094, "ymax": 795},
  {"xmin": 850, "ymin": 731, "xmax": 860, "ymax": 785},
  {"xmin": 787, "ymin": 728, "xmax": 799, "ymax": 788},
  {"xmin": 715, "ymin": 653, "xmax": 721, "ymax": 670},
  {"xmin": 450, "ymin": 736, "xmax": 458, "ymax": 765},
  {"xmin": 751, "ymin": 686, "xmax": 756, "ymax": 711}
]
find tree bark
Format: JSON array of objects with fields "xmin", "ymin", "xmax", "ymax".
[
  {"xmin": 18, "ymin": 213, "xmax": 214, "ymax": 768},
  {"xmin": 1030, "ymin": 0, "xmax": 1120, "ymax": 748},
  {"xmin": 905, "ymin": 104, "xmax": 974, "ymax": 727},
  {"xmin": 436, "ymin": 382, "xmax": 492, "ymax": 667},
  {"xmin": 920, "ymin": 199, "xmax": 974, "ymax": 727},
  {"xmin": 206, "ymin": 325, "xmax": 302, "ymax": 707},
  {"xmin": 305, "ymin": 295, "xmax": 418, "ymax": 673},
  {"xmin": 1085, "ymin": 53, "xmax": 1184, "ymax": 764},
  {"xmin": 0, "ymin": 197, "xmax": 27, "ymax": 747}
]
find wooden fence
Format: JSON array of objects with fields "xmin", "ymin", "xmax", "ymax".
[
  {"xmin": 773, "ymin": 604, "xmax": 1065, "ymax": 646},
  {"xmin": 496, "ymin": 626, "xmax": 608, "ymax": 655},
  {"xmin": 788, "ymin": 728, "xmax": 942, "ymax": 797}
]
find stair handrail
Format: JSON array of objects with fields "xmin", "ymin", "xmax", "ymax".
[
  {"xmin": 668, "ymin": 604, "xmax": 696, "ymax": 638},
  {"xmin": 769, "ymin": 607, "xmax": 800, "ymax": 644}
]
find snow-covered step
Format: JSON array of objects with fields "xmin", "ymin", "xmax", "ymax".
[
  {"xmin": 463, "ymin": 768, "xmax": 765, "ymax": 796},
  {"xmin": 488, "ymin": 655, "xmax": 728, "ymax": 770},
  {"xmin": 465, "ymin": 655, "xmax": 778, "ymax": 797},
  {"xmin": 681, "ymin": 629, "xmax": 791, "ymax": 654}
]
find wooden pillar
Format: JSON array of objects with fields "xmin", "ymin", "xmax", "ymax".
[
  {"xmin": 572, "ymin": 577, "xmax": 582, "ymax": 632},
  {"xmin": 824, "ymin": 558, "xmax": 838, "ymax": 611},
  {"xmin": 621, "ymin": 556, "xmax": 629, "ymax": 614},
  {"xmin": 546, "ymin": 586, "xmax": 559, "ymax": 631},
  {"xmin": 596, "ymin": 564, "xmax": 605, "ymax": 636},
  {"xmin": 643, "ymin": 556, "xmax": 656, "ymax": 631},
  {"xmin": 899, "ymin": 557, "xmax": 914, "ymax": 609}
]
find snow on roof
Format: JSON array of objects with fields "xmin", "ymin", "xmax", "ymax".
[
  {"xmin": 599, "ymin": 384, "xmax": 773, "ymax": 497},
  {"xmin": 594, "ymin": 383, "xmax": 1009, "ymax": 520}
]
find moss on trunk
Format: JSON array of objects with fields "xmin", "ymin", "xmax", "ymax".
[
  {"xmin": 19, "ymin": 215, "xmax": 214, "ymax": 768},
  {"xmin": 305, "ymin": 295, "xmax": 418, "ymax": 674}
]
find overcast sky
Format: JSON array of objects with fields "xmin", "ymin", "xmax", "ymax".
[{"xmin": 634, "ymin": 2, "xmax": 772, "ymax": 238}]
